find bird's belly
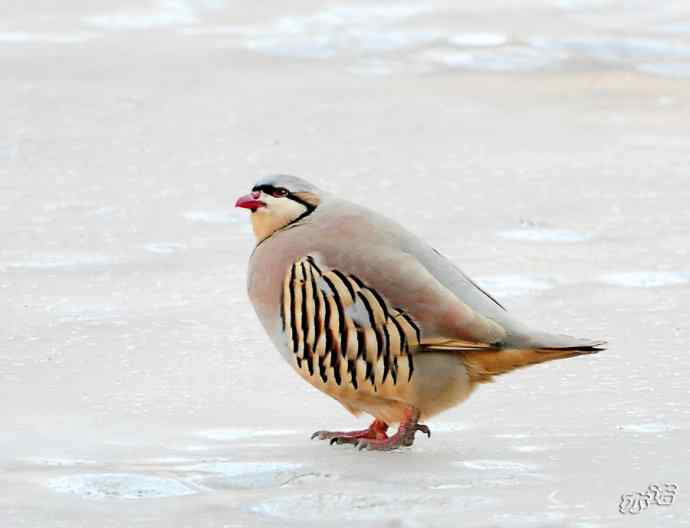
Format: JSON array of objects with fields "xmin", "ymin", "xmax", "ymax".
[
  {"xmin": 407, "ymin": 352, "xmax": 478, "ymax": 420},
  {"xmin": 290, "ymin": 350, "xmax": 476, "ymax": 423}
]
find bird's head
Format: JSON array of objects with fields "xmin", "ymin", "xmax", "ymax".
[{"xmin": 235, "ymin": 175, "xmax": 321, "ymax": 242}]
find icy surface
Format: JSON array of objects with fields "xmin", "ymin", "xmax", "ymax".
[
  {"xmin": 449, "ymin": 33, "xmax": 509, "ymax": 48},
  {"xmin": 497, "ymin": 228, "xmax": 592, "ymax": 242},
  {"xmin": 249, "ymin": 492, "xmax": 498, "ymax": 521},
  {"xmin": 2, "ymin": 0, "xmax": 689, "ymax": 527},
  {"xmin": 46, "ymin": 473, "xmax": 197, "ymax": 499},
  {"xmin": 599, "ymin": 272, "xmax": 690, "ymax": 288},
  {"xmin": 181, "ymin": 461, "xmax": 304, "ymax": 489},
  {"xmin": 638, "ymin": 62, "xmax": 690, "ymax": 79},
  {"xmin": 0, "ymin": 32, "xmax": 97, "ymax": 44},
  {"xmin": 475, "ymin": 274, "xmax": 561, "ymax": 298},
  {"xmin": 195, "ymin": 428, "xmax": 299, "ymax": 441}
]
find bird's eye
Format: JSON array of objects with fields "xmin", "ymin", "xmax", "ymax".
[{"xmin": 271, "ymin": 188, "xmax": 288, "ymax": 197}]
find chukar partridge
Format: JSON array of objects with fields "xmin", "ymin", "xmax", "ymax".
[{"xmin": 236, "ymin": 175, "xmax": 605, "ymax": 451}]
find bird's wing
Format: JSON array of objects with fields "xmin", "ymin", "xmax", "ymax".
[
  {"xmin": 414, "ymin": 248, "xmax": 606, "ymax": 350},
  {"xmin": 279, "ymin": 254, "xmax": 502, "ymax": 389},
  {"xmin": 283, "ymin": 198, "xmax": 604, "ymax": 352},
  {"xmin": 282, "ymin": 250, "xmax": 508, "ymax": 356}
]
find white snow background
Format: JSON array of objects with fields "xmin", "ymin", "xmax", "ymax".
[{"xmin": 1, "ymin": 0, "xmax": 689, "ymax": 526}]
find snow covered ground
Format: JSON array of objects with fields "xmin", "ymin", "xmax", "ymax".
[{"xmin": 1, "ymin": 1, "xmax": 689, "ymax": 526}]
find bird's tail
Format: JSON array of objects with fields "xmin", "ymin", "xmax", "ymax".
[{"xmin": 461, "ymin": 344, "xmax": 603, "ymax": 383}]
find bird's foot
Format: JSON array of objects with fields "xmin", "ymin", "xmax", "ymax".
[
  {"xmin": 311, "ymin": 419, "xmax": 389, "ymax": 445},
  {"xmin": 355, "ymin": 407, "xmax": 430, "ymax": 451}
]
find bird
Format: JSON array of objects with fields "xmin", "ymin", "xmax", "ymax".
[{"xmin": 236, "ymin": 175, "xmax": 605, "ymax": 451}]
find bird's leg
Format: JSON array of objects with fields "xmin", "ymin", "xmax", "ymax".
[
  {"xmin": 355, "ymin": 407, "xmax": 430, "ymax": 451},
  {"xmin": 311, "ymin": 419, "xmax": 389, "ymax": 445}
]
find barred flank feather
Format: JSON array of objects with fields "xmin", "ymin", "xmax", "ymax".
[{"xmin": 282, "ymin": 257, "xmax": 419, "ymax": 390}]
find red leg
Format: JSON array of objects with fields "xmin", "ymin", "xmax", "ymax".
[
  {"xmin": 311, "ymin": 419, "xmax": 389, "ymax": 445},
  {"xmin": 355, "ymin": 407, "xmax": 430, "ymax": 451}
]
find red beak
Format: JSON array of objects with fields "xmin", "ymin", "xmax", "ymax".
[{"xmin": 235, "ymin": 193, "xmax": 266, "ymax": 212}]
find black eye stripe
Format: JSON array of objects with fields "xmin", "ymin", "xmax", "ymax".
[
  {"xmin": 251, "ymin": 184, "xmax": 315, "ymax": 210},
  {"xmin": 252, "ymin": 184, "xmax": 287, "ymax": 195}
]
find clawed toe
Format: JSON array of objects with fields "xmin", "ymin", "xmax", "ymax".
[
  {"xmin": 416, "ymin": 424, "xmax": 431, "ymax": 438},
  {"xmin": 310, "ymin": 419, "xmax": 390, "ymax": 446},
  {"xmin": 354, "ymin": 438, "xmax": 399, "ymax": 451},
  {"xmin": 311, "ymin": 430, "xmax": 360, "ymax": 443},
  {"xmin": 330, "ymin": 436, "xmax": 357, "ymax": 445},
  {"xmin": 353, "ymin": 412, "xmax": 430, "ymax": 451},
  {"xmin": 311, "ymin": 413, "xmax": 429, "ymax": 451},
  {"xmin": 355, "ymin": 439, "xmax": 367, "ymax": 451}
]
